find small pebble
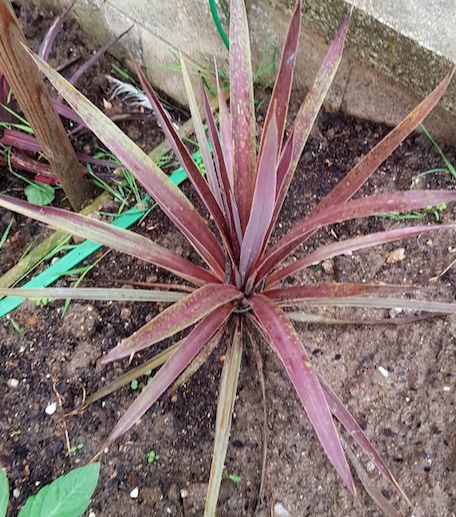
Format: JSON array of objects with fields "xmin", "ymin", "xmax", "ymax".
[
  {"xmin": 89, "ymin": 512, "xmax": 96, "ymax": 517},
  {"xmin": 130, "ymin": 487, "xmax": 139, "ymax": 499},
  {"xmin": 13, "ymin": 488, "xmax": 20, "ymax": 498},
  {"xmin": 378, "ymin": 366, "xmax": 389, "ymax": 378},
  {"xmin": 7, "ymin": 378, "xmax": 19, "ymax": 388},
  {"xmin": 274, "ymin": 502, "xmax": 290, "ymax": 517},
  {"xmin": 386, "ymin": 247, "xmax": 405, "ymax": 264},
  {"xmin": 45, "ymin": 402, "xmax": 58, "ymax": 415},
  {"xmin": 443, "ymin": 386, "xmax": 451, "ymax": 392}
]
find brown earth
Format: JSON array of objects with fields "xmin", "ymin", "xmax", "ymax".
[{"xmin": 0, "ymin": 3, "xmax": 455, "ymax": 517}]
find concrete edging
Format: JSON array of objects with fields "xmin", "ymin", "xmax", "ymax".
[{"xmin": 35, "ymin": 0, "xmax": 456, "ymax": 145}]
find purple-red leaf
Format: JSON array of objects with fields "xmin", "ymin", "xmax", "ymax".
[
  {"xmin": 31, "ymin": 52, "xmax": 226, "ymax": 279},
  {"xmin": 249, "ymin": 294, "xmax": 355, "ymax": 493},
  {"xmin": 309, "ymin": 69, "xmax": 454, "ymax": 220},
  {"xmin": 202, "ymin": 84, "xmax": 241, "ymax": 258},
  {"xmin": 230, "ymin": 0, "xmax": 257, "ymax": 231},
  {"xmin": 239, "ymin": 112, "xmax": 278, "ymax": 283},
  {"xmin": 273, "ymin": 11, "xmax": 350, "ymax": 224},
  {"xmin": 266, "ymin": 282, "xmax": 417, "ymax": 305},
  {"xmin": 180, "ymin": 57, "xmax": 221, "ymax": 206},
  {"xmin": 135, "ymin": 64, "xmax": 232, "ymax": 258},
  {"xmin": 257, "ymin": 190, "xmax": 456, "ymax": 283},
  {"xmin": 267, "ymin": 224, "xmax": 455, "ymax": 287},
  {"xmin": 257, "ymin": 0, "xmax": 301, "ymax": 162},
  {"xmin": 318, "ymin": 374, "xmax": 410, "ymax": 503},
  {"xmin": 102, "ymin": 284, "xmax": 241, "ymax": 363},
  {"xmin": 0, "ymin": 194, "xmax": 216, "ymax": 286},
  {"xmin": 102, "ymin": 304, "xmax": 233, "ymax": 448},
  {"xmin": 216, "ymin": 68, "xmax": 233, "ymax": 189}
]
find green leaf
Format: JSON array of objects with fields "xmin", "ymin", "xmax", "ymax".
[
  {"xmin": 24, "ymin": 183, "xmax": 55, "ymax": 206},
  {"xmin": 18, "ymin": 463, "xmax": 100, "ymax": 517},
  {"xmin": 0, "ymin": 468, "xmax": 9, "ymax": 517}
]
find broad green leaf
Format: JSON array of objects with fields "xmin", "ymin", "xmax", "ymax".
[
  {"xmin": 18, "ymin": 463, "xmax": 100, "ymax": 517},
  {"xmin": 0, "ymin": 468, "xmax": 8, "ymax": 517},
  {"xmin": 24, "ymin": 183, "xmax": 55, "ymax": 206}
]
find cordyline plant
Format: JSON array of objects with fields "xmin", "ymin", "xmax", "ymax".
[{"xmin": 1, "ymin": 0, "xmax": 456, "ymax": 514}]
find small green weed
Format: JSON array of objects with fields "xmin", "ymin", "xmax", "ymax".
[{"xmin": 147, "ymin": 450, "xmax": 160, "ymax": 463}]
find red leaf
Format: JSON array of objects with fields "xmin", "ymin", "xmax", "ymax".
[
  {"xmin": 308, "ymin": 69, "xmax": 454, "ymax": 219},
  {"xmin": 239, "ymin": 112, "xmax": 278, "ymax": 283},
  {"xmin": 230, "ymin": 0, "xmax": 257, "ymax": 231},
  {"xmin": 257, "ymin": 0, "xmax": 301, "ymax": 162},
  {"xmin": 257, "ymin": 190, "xmax": 456, "ymax": 283},
  {"xmin": 266, "ymin": 282, "xmax": 417, "ymax": 304},
  {"xmin": 102, "ymin": 283, "xmax": 242, "ymax": 363},
  {"xmin": 249, "ymin": 294, "xmax": 355, "ymax": 493},
  {"xmin": 267, "ymin": 223, "xmax": 455, "ymax": 287},
  {"xmin": 102, "ymin": 304, "xmax": 234, "ymax": 447},
  {"xmin": 0, "ymin": 194, "xmax": 216, "ymax": 286}
]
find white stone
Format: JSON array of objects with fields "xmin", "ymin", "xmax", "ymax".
[
  {"xmin": 130, "ymin": 487, "xmax": 139, "ymax": 499},
  {"xmin": 274, "ymin": 502, "xmax": 290, "ymax": 517},
  {"xmin": 378, "ymin": 366, "xmax": 389, "ymax": 378},
  {"xmin": 45, "ymin": 402, "xmax": 58, "ymax": 415},
  {"xmin": 7, "ymin": 378, "xmax": 19, "ymax": 388}
]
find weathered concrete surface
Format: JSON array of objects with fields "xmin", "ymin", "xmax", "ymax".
[{"xmin": 34, "ymin": 0, "xmax": 456, "ymax": 145}]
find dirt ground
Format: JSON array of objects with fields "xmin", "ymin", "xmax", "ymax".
[{"xmin": 0, "ymin": 3, "xmax": 455, "ymax": 517}]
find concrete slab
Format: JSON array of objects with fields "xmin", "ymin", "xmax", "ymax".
[{"xmin": 32, "ymin": 0, "xmax": 456, "ymax": 145}]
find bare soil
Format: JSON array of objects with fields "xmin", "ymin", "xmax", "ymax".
[{"xmin": 0, "ymin": 3, "xmax": 455, "ymax": 517}]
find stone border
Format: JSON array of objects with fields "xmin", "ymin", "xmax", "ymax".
[{"xmin": 35, "ymin": 0, "xmax": 456, "ymax": 145}]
